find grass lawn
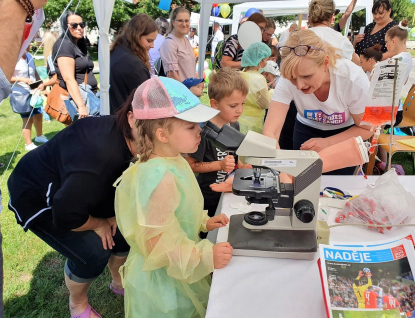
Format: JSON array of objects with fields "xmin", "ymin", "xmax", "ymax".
[
  {"xmin": 0, "ymin": 66, "xmax": 414, "ymax": 317},
  {"xmin": 0, "ymin": 99, "xmax": 124, "ymax": 317}
]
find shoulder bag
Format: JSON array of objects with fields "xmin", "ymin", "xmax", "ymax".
[
  {"xmin": 44, "ymin": 74, "xmax": 72, "ymax": 125},
  {"xmin": 65, "ymin": 72, "xmax": 100, "ymax": 122},
  {"xmin": 10, "ymin": 54, "xmax": 33, "ymax": 114}
]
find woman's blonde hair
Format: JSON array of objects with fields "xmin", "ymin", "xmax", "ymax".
[
  {"xmin": 308, "ymin": 0, "xmax": 335, "ymax": 25},
  {"xmin": 281, "ymin": 29, "xmax": 342, "ymax": 80},
  {"xmin": 42, "ymin": 31, "xmax": 59, "ymax": 65},
  {"xmin": 168, "ymin": 6, "xmax": 190, "ymax": 34},
  {"xmin": 134, "ymin": 118, "xmax": 177, "ymax": 163}
]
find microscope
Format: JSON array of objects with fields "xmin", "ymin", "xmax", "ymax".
[{"xmin": 201, "ymin": 122, "xmax": 323, "ymax": 260}]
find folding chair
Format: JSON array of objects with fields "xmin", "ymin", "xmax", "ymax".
[{"xmin": 397, "ymin": 83, "xmax": 415, "ymax": 134}]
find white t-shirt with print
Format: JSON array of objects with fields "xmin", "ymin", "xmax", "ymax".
[
  {"xmin": 310, "ymin": 27, "xmax": 354, "ymax": 60},
  {"xmin": 394, "ymin": 52, "xmax": 412, "ymax": 111},
  {"xmin": 272, "ymin": 58, "xmax": 369, "ymax": 130}
]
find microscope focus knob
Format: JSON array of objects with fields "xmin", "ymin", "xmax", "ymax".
[{"xmin": 294, "ymin": 200, "xmax": 315, "ymax": 223}]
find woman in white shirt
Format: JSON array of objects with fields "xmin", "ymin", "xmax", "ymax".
[
  {"xmin": 263, "ymin": 30, "xmax": 373, "ymax": 174},
  {"xmin": 309, "ymin": 0, "xmax": 360, "ymax": 65},
  {"xmin": 384, "ymin": 19, "xmax": 413, "ymax": 128}
]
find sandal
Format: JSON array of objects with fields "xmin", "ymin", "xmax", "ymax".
[
  {"xmin": 70, "ymin": 304, "xmax": 102, "ymax": 318},
  {"xmin": 109, "ymin": 283, "xmax": 124, "ymax": 296}
]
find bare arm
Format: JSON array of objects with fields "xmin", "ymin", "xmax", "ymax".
[
  {"xmin": 221, "ymin": 56, "xmax": 242, "ymax": 69},
  {"xmin": 57, "ymin": 56, "xmax": 88, "ymax": 118},
  {"xmin": 185, "ymin": 156, "xmax": 221, "ymax": 173},
  {"xmin": 185, "ymin": 155, "xmax": 235, "ymax": 173},
  {"xmin": 262, "ymin": 100, "xmax": 290, "ymax": 149},
  {"xmin": 351, "ymin": 52, "xmax": 360, "ymax": 66},
  {"xmin": 381, "ymin": 51, "xmax": 394, "ymax": 61},
  {"xmin": 166, "ymin": 70, "xmax": 182, "ymax": 82},
  {"xmin": 339, "ymin": 0, "xmax": 357, "ymax": 31},
  {"xmin": 301, "ymin": 113, "xmax": 373, "ymax": 151},
  {"xmin": 0, "ymin": 0, "xmax": 48, "ymax": 79}
]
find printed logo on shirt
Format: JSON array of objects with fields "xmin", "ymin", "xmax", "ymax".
[
  {"xmin": 304, "ymin": 110, "xmax": 346, "ymax": 124},
  {"xmin": 216, "ymin": 148, "xmax": 228, "ymax": 183}
]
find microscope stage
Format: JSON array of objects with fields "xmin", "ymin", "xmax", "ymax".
[{"xmin": 228, "ymin": 214, "xmax": 317, "ymax": 260}]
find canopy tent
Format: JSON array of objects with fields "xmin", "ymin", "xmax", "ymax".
[
  {"xmin": 232, "ymin": 0, "xmax": 373, "ymax": 34},
  {"xmin": 190, "ymin": 12, "xmax": 233, "ymax": 28},
  {"xmin": 194, "ymin": 0, "xmax": 373, "ymax": 78},
  {"xmin": 92, "ymin": 0, "xmax": 374, "ymax": 114}
]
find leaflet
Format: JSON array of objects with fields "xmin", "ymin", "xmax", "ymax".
[{"xmin": 319, "ymin": 240, "xmax": 415, "ymax": 318}]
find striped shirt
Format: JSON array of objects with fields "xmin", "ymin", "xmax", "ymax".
[{"xmin": 222, "ymin": 34, "xmax": 244, "ymax": 63}]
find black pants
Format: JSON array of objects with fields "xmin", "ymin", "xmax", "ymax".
[{"xmin": 293, "ymin": 119, "xmax": 356, "ymax": 175}]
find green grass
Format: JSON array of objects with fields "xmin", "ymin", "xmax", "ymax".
[{"xmin": 0, "ymin": 100, "xmax": 124, "ymax": 317}]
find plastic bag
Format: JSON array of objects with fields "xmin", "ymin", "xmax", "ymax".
[{"xmin": 335, "ymin": 169, "xmax": 415, "ymax": 233}]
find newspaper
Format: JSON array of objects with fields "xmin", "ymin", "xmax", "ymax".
[{"xmin": 319, "ymin": 239, "xmax": 415, "ymax": 318}]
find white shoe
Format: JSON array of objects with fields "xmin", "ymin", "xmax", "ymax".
[
  {"xmin": 35, "ymin": 135, "xmax": 48, "ymax": 143},
  {"xmin": 25, "ymin": 143, "xmax": 38, "ymax": 151}
]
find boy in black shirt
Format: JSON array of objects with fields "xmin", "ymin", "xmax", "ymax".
[{"xmin": 186, "ymin": 68, "xmax": 249, "ymax": 217}]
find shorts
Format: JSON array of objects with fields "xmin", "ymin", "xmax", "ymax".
[
  {"xmin": 28, "ymin": 209, "xmax": 130, "ymax": 283},
  {"xmin": 20, "ymin": 107, "xmax": 42, "ymax": 119}
]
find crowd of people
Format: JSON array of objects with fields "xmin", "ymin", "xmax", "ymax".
[
  {"xmin": 328, "ymin": 271, "xmax": 415, "ymax": 315},
  {"xmin": 2, "ymin": 0, "xmax": 414, "ymax": 317}
]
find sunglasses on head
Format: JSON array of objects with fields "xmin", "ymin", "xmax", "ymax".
[{"xmin": 68, "ymin": 22, "xmax": 86, "ymax": 29}]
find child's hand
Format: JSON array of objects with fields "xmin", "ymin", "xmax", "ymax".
[
  {"xmin": 207, "ymin": 213, "xmax": 229, "ymax": 231},
  {"xmin": 213, "ymin": 242, "xmax": 233, "ymax": 269},
  {"xmin": 210, "ymin": 181, "xmax": 232, "ymax": 193},
  {"xmin": 238, "ymin": 163, "xmax": 252, "ymax": 169},
  {"xmin": 220, "ymin": 155, "xmax": 235, "ymax": 172}
]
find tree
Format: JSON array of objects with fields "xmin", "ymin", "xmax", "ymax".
[{"xmin": 42, "ymin": 0, "xmax": 200, "ymax": 32}]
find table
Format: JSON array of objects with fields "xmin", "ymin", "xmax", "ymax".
[{"xmin": 206, "ymin": 176, "xmax": 415, "ymax": 318}]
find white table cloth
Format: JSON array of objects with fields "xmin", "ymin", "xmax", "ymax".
[{"xmin": 206, "ymin": 176, "xmax": 415, "ymax": 318}]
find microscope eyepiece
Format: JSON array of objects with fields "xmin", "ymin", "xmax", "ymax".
[{"xmin": 200, "ymin": 121, "xmax": 245, "ymax": 152}]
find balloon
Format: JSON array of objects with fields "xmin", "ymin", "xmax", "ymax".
[
  {"xmin": 204, "ymin": 60, "xmax": 209, "ymax": 70},
  {"xmin": 220, "ymin": 4, "xmax": 231, "ymax": 18},
  {"xmin": 212, "ymin": 3, "xmax": 218, "ymax": 7},
  {"xmin": 158, "ymin": 0, "xmax": 172, "ymax": 11},
  {"xmin": 409, "ymin": 27, "xmax": 415, "ymax": 41},
  {"xmin": 212, "ymin": 6, "xmax": 220, "ymax": 17},
  {"xmin": 193, "ymin": 47, "xmax": 199, "ymax": 58},
  {"xmin": 237, "ymin": 21, "xmax": 262, "ymax": 50},
  {"xmin": 204, "ymin": 69, "xmax": 212, "ymax": 83},
  {"xmin": 244, "ymin": 8, "xmax": 260, "ymax": 18}
]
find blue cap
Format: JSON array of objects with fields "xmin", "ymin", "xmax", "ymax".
[{"xmin": 182, "ymin": 77, "xmax": 204, "ymax": 89}]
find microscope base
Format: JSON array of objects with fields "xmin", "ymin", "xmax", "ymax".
[{"xmin": 228, "ymin": 214, "xmax": 317, "ymax": 260}]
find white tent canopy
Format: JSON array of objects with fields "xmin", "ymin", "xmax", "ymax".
[
  {"xmin": 190, "ymin": 12, "xmax": 233, "ymax": 28},
  {"xmin": 94, "ymin": 0, "xmax": 374, "ymax": 113},
  {"xmin": 232, "ymin": 0, "xmax": 373, "ymax": 34}
]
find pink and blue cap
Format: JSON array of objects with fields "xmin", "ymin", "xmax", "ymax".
[{"xmin": 132, "ymin": 77, "xmax": 219, "ymax": 123}]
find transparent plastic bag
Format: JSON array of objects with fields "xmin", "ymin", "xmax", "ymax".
[{"xmin": 335, "ymin": 169, "xmax": 415, "ymax": 233}]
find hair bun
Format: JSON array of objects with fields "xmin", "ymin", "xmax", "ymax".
[
  {"xmin": 373, "ymin": 44, "xmax": 382, "ymax": 51},
  {"xmin": 401, "ymin": 19, "xmax": 408, "ymax": 28}
]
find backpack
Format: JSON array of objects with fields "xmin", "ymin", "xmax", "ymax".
[{"xmin": 212, "ymin": 40, "xmax": 224, "ymax": 71}]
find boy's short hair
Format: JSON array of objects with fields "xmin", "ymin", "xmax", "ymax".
[{"xmin": 208, "ymin": 67, "xmax": 249, "ymax": 102}]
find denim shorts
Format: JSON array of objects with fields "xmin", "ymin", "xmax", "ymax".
[
  {"xmin": 20, "ymin": 107, "xmax": 42, "ymax": 119},
  {"xmin": 28, "ymin": 210, "xmax": 129, "ymax": 283},
  {"xmin": 293, "ymin": 119, "xmax": 356, "ymax": 175}
]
